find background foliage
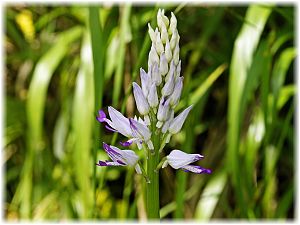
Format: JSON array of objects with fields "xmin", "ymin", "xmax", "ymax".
[{"xmin": 4, "ymin": 3, "xmax": 295, "ymax": 220}]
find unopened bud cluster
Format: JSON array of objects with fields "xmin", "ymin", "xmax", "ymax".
[{"xmin": 135, "ymin": 9, "xmax": 186, "ymax": 139}]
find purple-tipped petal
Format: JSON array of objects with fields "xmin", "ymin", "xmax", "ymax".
[
  {"xmin": 181, "ymin": 165, "xmax": 212, "ymax": 174},
  {"xmin": 96, "ymin": 109, "xmax": 107, "ymax": 123},
  {"xmin": 166, "ymin": 150, "xmax": 203, "ymax": 169},
  {"xmin": 103, "ymin": 143, "xmax": 125, "ymax": 164}
]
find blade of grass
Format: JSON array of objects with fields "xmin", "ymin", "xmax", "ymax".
[
  {"xmin": 227, "ymin": 4, "xmax": 271, "ymax": 217},
  {"xmin": 72, "ymin": 30, "xmax": 94, "ymax": 219},
  {"xmin": 112, "ymin": 5, "xmax": 131, "ymax": 106},
  {"xmin": 89, "ymin": 6, "xmax": 105, "ymax": 217},
  {"xmin": 14, "ymin": 26, "xmax": 82, "ymax": 219}
]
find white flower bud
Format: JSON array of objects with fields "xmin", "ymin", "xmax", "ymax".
[
  {"xmin": 169, "ymin": 12, "xmax": 177, "ymax": 34},
  {"xmin": 165, "ymin": 39, "xmax": 172, "ymax": 62},
  {"xmin": 169, "ymin": 76, "xmax": 183, "ymax": 108},
  {"xmin": 133, "ymin": 82, "xmax": 150, "ymax": 115},
  {"xmin": 157, "ymin": 9, "xmax": 164, "ymax": 31},
  {"xmin": 168, "ymin": 105, "xmax": 193, "ymax": 134},
  {"xmin": 151, "ymin": 63, "xmax": 162, "ymax": 86},
  {"xmin": 162, "ymin": 68, "xmax": 175, "ymax": 96},
  {"xmin": 140, "ymin": 68, "xmax": 151, "ymax": 97},
  {"xmin": 155, "ymin": 31, "xmax": 164, "ymax": 55},
  {"xmin": 148, "ymin": 83, "xmax": 159, "ymax": 108},
  {"xmin": 162, "ymin": 14, "xmax": 169, "ymax": 28},
  {"xmin": 170, "ymin": 29, "xmax": 178, "ymax": 50},
  {"xmin": 157, "ymin": 97, "xmax": 170, "ymax": 122},
  {"xmin": 148, "ymin": 44, "xmax": 159, "ymax": 69},
  {"xmin": 162, "ymin": 109, "xmax": 174, "ymax": 133},
  {"xmin": 161, "ymin": 22, "xmax": 168, "ymax": 44},
  {"xmin": 148, "ymin": 23, "xmax": 156, "ymax": 43},
  {"xmin": 159, "ymin": 53, "xmax": 168, "ymax": 76},
  {"xmin": 165, "ymin": 60, "xmax": 175, "ymax": 81},
  {"xmin": 173, "ymin": 43, "xmax": 180, "ymax": 65},
  {"xmin": 176, "ymin": 60, "xmax": 181, "ymax": 78}
]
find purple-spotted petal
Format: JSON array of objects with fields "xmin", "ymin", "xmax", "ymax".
[{"xmin": 181, "ymin": 165, "xmax": 212, "ymax": 174}]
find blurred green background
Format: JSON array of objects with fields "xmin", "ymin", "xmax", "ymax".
[{"xmin": 4, "ymin": 3, "xmax": 295, "ymax": 221}]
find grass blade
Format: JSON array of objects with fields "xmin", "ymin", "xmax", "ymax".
[
  {"xmin": 89, "ymin": 6, "xmax": 105, "ymax": 217},
  {"xmin": 72, "ymin": 30, "xmax": 94, "ymax": 219},
  {"xmin": 227, "ymin": 4, "xmax": 271, "ymax": 217},
  {"xmin": 113, "ymin": 5, "xmax": 131, "ymax": 106},
  {"xmin": 16, "ymin": 26, "xmax": 82, "ymax": 218}
]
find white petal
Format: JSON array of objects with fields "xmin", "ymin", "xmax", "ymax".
[
  {"xmin": 108, "ymin": 107, "xmax": 132, "ymax": 137},
  {"xmin": 130, "ymin": 118, "xmax": 151, "ymax": 141},
  {"xmin": 168, "ymin": 105, "xmax": 193, "ymax": 134},
  {"xmin": 121, "ymin": 150, "xmax": 139, "ymax": 166},
  {"xmin": 167, "ymin": 150, "xmax": 203, "ymax": 169}
]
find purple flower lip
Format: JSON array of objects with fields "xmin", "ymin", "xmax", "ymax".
[
  {"xmin": 97, "ymin": 161, "xmax": 107, "ymax": 166},
  {"xmin": 120, "ymin": 140, "xmax": 132, "ymax": 147},
  {"xmin": 96, "ymin": 109, "xmax": 106, "ymax": 122}
]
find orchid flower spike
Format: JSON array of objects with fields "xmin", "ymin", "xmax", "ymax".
[
  {"xmin": 162, "ymin": 150, "xmax": 211, "ymax": 174},
  {"xmin": 96, "ymin": 9, "xmax": 211, "ymax": 182},
  {"xmin": 97, "ymin": 143, "xmax": 142, "ymax": 174}
]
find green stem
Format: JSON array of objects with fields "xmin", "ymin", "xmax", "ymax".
[
  {"xmin": 146, "ymin": 138, "xmax": 160, "ymax": 219},
  {"xmin": 146, "ymin": 113, "xmax": 160, "ymax": 219}
]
